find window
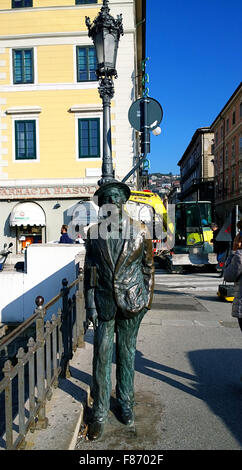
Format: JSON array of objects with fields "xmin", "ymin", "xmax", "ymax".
[
  {"xmin": 240, "ymin": 103, "xmax": 242, "ymax": 118},
  {"xmin": 12, "ymin": 0, "xmax": 32, "ymax": 7},
  {"xmin": 239, "ymin": 136, "xmax": 242, "ymax": 154},
  {"xmin": 76, "ymin": 1, "xmax": 97, "ymax": 4},
  {"xmin": 220, "ymin": 151, "xmax": 223, "ymax": 169},
  {"xmin": 231, "ymin": 168, "xmax": 235, "ymax": 193},
  {"xmin": 214, "ymin": 153, "xmax": 218, "ymax": 174},
  {"xmin": 232, "ymin": 110, "xmax": 236, "ymax": 125},
  {"xmin": 77, "ymin": 47, "xmax": 97, "ymax": 82},
  {"xmin": 15, "ymin": 120, "xmax": 36, "ymax": 160},
  {"xmin": 78, "ymin": 118, "xmax": 100, "ymax": 158},
  {"xmin": 231, "ymin": 138, "xmax": 235, "ymax": 159},
  {"xmin": 225, "ymin": 176, "xmax": 229, "ymax": 193},
  {"xmin": 240, "ymin": 164, "xmax": 242, "ymax": 190},
  {"xmin": 226, "ymin": 118, "xmax": 229, "ymax": 132},
  {"xmin": 13, "ymin": 49, "xmax": 34, "ymax": 84},
  {"xmin": 225, "ymin": 145, "xmax": 228, "ymax": 163}
]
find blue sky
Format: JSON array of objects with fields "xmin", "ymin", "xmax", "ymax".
[{"xmin": 145, "ymin": 0, "xmax": 242, "ymax": 175}]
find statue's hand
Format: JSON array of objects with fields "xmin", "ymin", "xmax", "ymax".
[{"xmin": 87, "ymin": 308, "xmax": 98, "ymax": 330}]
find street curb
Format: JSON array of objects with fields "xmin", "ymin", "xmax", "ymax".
[{"xmin": 68, "ymin": 382, "xmax": 91, "ymax": 450}]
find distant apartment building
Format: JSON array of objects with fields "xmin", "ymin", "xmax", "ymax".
[
  {"xmin": 0, "ymin": 0, "xmax": 145, "ymax": 253},
  {"xmin": 178, "ymin": 128, "xmax": 215, "ymax": 203},
  {"xmin": 210, "ymin": 82, "xmax": 242, "ymax": 221}
]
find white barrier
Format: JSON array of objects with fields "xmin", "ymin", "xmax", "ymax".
[{"xmin": 0, "ymin": 243, "xmax": 85, "ymax": 323}]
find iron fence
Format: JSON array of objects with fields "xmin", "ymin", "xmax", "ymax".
[{"xmin": 0, "ymin": 268, "xmax": 85, "ymax": 450}]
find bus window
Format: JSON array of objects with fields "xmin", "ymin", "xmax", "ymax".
[
  {"xmin": 198, "ymin": 203, "xmax": 212, "ymax": 226},
  {"xmin": 175, "ymin": 206, "xmax": 187, "ymax": 245},
  {"xmin": 185, "ymin": 204, "xmax": 203, "ymax": 245},
  {"xmin": 186, "ymin": 205, "xmax": 200, "ymax": 229}
]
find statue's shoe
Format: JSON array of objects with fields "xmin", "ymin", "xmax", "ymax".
[
  {"xmin": 118, "ymin": 406, "xmax": 134, "ymax": 425},
  {"xmin": 88, "ymin": 421, "xmax": 105, "ymax": 440}
]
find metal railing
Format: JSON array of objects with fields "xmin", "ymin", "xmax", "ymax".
[{"xmin": 0, "ymin": 269, "xmax": 85, "ymax": 450}]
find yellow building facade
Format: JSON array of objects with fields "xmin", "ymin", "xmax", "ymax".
[{"xmin": 0, "ymin": 0, "xmax": 145, "ymax": 253}]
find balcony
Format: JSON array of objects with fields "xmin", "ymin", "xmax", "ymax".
[
  {"xmin": 180, "ymin": 177, "xmax": 214, "ymax": 202},
  {"xmin": 180, "ymin": 160, "xmax": 200, "ymax": 184}
]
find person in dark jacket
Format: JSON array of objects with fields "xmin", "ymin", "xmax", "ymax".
[
  {"xmin": 84, "ymin": 181, "xmax": 154, "ymax": 441},
  {"xmin": 59, "ymin": 224, "xmax": 74, "ymax": 244},
  {"xmin": 223, "ymin": 226, "xmax": 242, "ymax": 333},
  {"xmin": 211, "ymin": 222, "xmax": 229, "ymax": 260}
]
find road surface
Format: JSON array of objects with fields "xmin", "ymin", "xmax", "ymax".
[{"xmin": 75, "ymin": 267, "xmax": 242, "ymax": 451}]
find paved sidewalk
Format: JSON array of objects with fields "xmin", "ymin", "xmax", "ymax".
[
  {"xmin": 25, "ymin": 331, "xmax": 93, "ymax": 451},
  {"xmin": 24, "ymin": 284, "xmax": 242, "ymax": 451}
]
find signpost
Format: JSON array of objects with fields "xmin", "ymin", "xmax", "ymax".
[
  {"xmin": 122, "ymin": 97, "xmax": 163, "ymax": 184},
  {"xmin": 128, "ymin": 97, "xmax": 163, "ymax": 133}
]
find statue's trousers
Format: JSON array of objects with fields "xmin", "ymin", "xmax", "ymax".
[{"xmin": 91, "ymin": 308, "xmax": 146, "ymax": 421}]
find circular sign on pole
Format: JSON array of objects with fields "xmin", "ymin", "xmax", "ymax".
[{"xmin": 128, "ymin": 97, "xmax": 163, "ymax": 132}]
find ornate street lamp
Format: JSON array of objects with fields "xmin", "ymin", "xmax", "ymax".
[{"xmin": 86, "ymin": 0, "xmax": 123, "ymax": 186}]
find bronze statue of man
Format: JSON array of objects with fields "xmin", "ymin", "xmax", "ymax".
[{"xmin": 84, "ymin": 181, "xmax": 154, "ymax": 440}]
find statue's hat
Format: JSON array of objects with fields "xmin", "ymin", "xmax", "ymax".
[{"xmin": 94, "ymin": 180, "xmax": 130, "ymax": 206}]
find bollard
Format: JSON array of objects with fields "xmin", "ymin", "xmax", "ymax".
[
  {"xmin": 35, "ymin": 295, "xmax": 48, "ymax": 430},
  {"xmin": 57, "ymin": 307, "xmax": 63, "ymax": 374},
  {"xmin": 45, "ymin": 320, "xmax": 53, "ymax": 401},
  {"xmin": 3, "ymin": 360, "xmax": 13, "ymax": 450},
  {"xmin": 51, "ymin": 314, "xmax": 59, "ymax": 388},
  {"xmin": 76, "ymin": 268, "xmax": 86, "ymax": 347},
  {"xmin": 16, "ymin": 347, "xmax": 26, "ymax": 449},
  {"xmin": 27, "ymin": 337, "xmax": 37, "ymax": 433},
  {"xmin": 60, "ymin": 279, "xmax": 72, "ymax": 378}
]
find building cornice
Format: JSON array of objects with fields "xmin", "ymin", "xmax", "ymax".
[
  {"xmin": 0, "ymin": 5, "xmax": 100, "ymax": 14},
  {"xmin": 6, "ymin": 106, "xmax": 42, "ymax": 115},
  {"xmin": 210, "ymin": 82, "xmax": 242, "ymax": 129},
  {"xmin": 0, "ymin": 2, "xmax": 133, "ymax": 14},
  {"xmin": 1, "ymin": 82, "xmax": 99, "ymax": 92},
  {"xmin": 178, "ymin": 127, "xmax": 212, "ymax": 166},
  {"xmin": 0, "ymin": 28, "xmax": 135, "ymax": 44},
  {"xmin": 69, "ymin": 104, "xmax": 102, "ymax": 113},
  {"xmin": 0, "ymin": 31, "xmax": 88, "ymax": 40}
]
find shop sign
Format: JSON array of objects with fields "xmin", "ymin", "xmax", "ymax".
[
  {"xmin": 15, "ymin": 211, "xmax": 29, "ymax": 221},
  {"xmin": 0, "ymin": 185, "xmax": 98, "ymax": 200}
]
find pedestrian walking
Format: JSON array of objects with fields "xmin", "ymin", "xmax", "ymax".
[
  {"xmin": 223, "ymin": 223, "xmax": 242, "ymax": 333},
  {"xmin": 211, "ymin": 222, "xmax": 230, "ymax": 277},
  {"xmin": 59, "ymin": 224, "xmax": 74, "ymax": 244},
  {"xmin": 211, "ymin": 222, "xmax": 230, "ymax": 262}
]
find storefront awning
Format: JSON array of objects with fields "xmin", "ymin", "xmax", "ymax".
[{"xmin": 10, "ymin": 202, "xmax": 46, "ymax": 227}]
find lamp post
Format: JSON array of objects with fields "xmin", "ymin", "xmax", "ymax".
[{"xmin": 86, "ymin": 0, "xmax": 123, "ymax": 186}]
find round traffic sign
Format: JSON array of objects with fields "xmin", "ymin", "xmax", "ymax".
[{"xmin": 128, "ymin": 97, "xmax": 163, "ymax": 132}]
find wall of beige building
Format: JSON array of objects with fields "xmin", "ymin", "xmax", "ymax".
[
  {"xmin": 0, "ymin": 0, "xmax": 142, "ymax": 253},
  {"xmin": 202, "ymin": 132, "xmax": 214, "ymax": 179}
]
